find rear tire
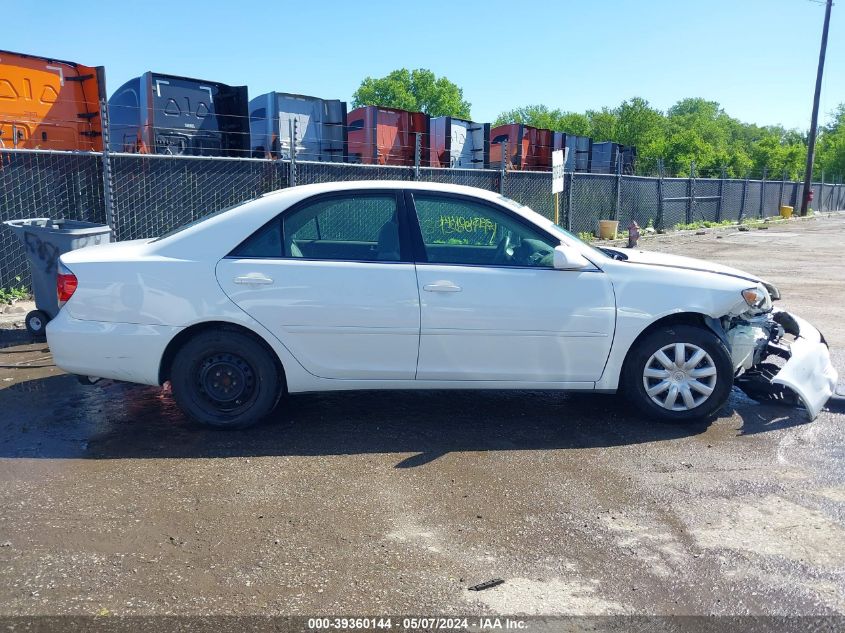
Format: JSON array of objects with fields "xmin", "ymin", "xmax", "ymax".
[
  {"xmin": 170, "ymin": 330, "xmax": 281, "ymax": 429},
  {"xmin": 623, "ymin": 324, "xmax": 733, "ymax": 423}
]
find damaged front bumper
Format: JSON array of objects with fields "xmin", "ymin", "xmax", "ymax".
[{"xmin": 731, "ymin": 309, "xmax": 838, "ymax": 419}]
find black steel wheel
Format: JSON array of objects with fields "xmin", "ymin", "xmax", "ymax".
[{"xmin": 171, "ymin": 329, "xmax": 281, "ymax": 429}]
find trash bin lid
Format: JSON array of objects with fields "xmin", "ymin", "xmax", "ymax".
[{"xmin": 3, "ymin": 218, "xmax": 112, "ymax": 236}]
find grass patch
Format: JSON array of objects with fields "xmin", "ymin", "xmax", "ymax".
[
  {"xmin": 671, "ymin": 217, "xmax": 786, "ymax": 231},
  {"xmin": 0, "ymin": 277, "xmax": 30, "ymax": 305},
  {"xmin": 673, "ymin": 219, "xmax": 738, "ymax": 231}
]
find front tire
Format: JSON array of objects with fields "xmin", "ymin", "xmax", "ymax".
[
  {"xmin": 170, "ymin": 330, "xmax": 281, "ymax": 429},
  {"xmin": 623, "ymin": 324, "xmax": 733, "ymax": 423}
]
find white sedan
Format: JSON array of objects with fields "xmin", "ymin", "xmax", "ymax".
[{"xmin": 46, "ymin": 182, "xmax": 838, "ymax": 428}]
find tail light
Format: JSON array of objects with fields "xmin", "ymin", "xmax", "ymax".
[{"xmin": 57, "ymin": 261, "xmax": 78, "ymax": 307}]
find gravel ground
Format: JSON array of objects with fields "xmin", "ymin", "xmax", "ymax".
[{"xmin": 0, "ymin": 215, "xmax": 843, "ymax": 619}]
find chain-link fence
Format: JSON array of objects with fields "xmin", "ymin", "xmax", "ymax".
[
  {"xmin": 0, "ymin": 149, "xmax": 105, "ymax": 288},
  {"xmin": 2, "ymin": 147, "xmax": 845, "ymax": 288},
  {"xmin": 111, "ymin": 154, "xmax": 288, "ymax": 241}
]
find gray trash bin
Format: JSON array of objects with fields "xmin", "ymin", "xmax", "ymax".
[{"xmin": 3, "ymin": 218, "xmax": 112, "ymax": 336}]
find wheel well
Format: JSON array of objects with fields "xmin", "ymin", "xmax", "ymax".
[
  {"xmin": 158, "ymin": 321, "xmax": 285, "ymax": 386},
  {"xmin": 621, "ymin": 312, "xmax": 714, "ymax": 374}
]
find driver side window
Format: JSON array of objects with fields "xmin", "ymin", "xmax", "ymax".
[{"xmin": 412, "ymin": 194, "xmax": 557, "ymax": 268}]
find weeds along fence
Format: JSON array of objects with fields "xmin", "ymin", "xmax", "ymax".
[{"xmin": 2, "ymin": 147, "xmax": 845, "ymax": 289}]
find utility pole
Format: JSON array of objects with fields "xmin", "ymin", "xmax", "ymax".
[{"xmin": 800, "ymin": 0, "xmax": 833, "ymax": 216}]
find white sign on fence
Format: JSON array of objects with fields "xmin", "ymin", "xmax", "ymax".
[{"xmin": 552, "ymin": 148, "xmax": 568, "ymax": 193}]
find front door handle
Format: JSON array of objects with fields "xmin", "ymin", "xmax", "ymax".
[
  {"xmin": 423, "ymin": 281, "xmax": 462, "ymax": 293},
  {"xmin": 234, "ymin": 273, "xmax": 273, "ymax": 285}
]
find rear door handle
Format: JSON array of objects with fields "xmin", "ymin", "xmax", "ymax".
[
  {"xmin": 234, "ymin": 273, "xmax": 273, "ymax": 285},
  {"xmin": 423, "ymin": 281, "xmax": 462, "ymax": 293}
]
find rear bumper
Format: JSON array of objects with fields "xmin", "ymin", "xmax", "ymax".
[
  {"xmin": 771, "ymin": 311, "xmax": 838, "ymax": 419},
  {"xmin": 46, "ymin": 310, "xmax": 182, "ymax": 386}
]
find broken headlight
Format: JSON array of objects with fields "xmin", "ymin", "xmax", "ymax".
[{"xmin": 741, "ymin": 284, "xmax": 773, "ymax": 313}]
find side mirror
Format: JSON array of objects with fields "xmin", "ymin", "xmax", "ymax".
[{"xmin": 553, "ymin": 244, "xmax": 590, "ymax": 270}]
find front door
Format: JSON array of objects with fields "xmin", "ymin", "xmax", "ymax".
[
  {"xmin": 217, "ymin": 191, "xmax": 420, "ymax": 380},
  {"xmin": 408, "ymin": 192, "xmax": 615, "ymax": 383}
]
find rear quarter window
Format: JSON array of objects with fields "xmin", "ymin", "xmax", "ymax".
[{"xmin": 230, "ymin": 219, "xmax": 282, "ymax": 257}]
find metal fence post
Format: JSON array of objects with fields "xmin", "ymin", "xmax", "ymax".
[
  {"xmin": 779, "ymin": 170, "xmax": 787, "ymax": 211},
  {"xmin": 820, "ymin": 171, "xmax": 825, "ymax": 212},
  {"xmin": 566, "ymin": 169, "xmax": 574, "ymax": 232},
  {"xmin": 289, "ymin": 119, "xmax": 297, "ymax": 187},
  {"xmin": 414, "ymin": 133, "xmax": 421, "ymax": 181},
  {"xmin": 716, "ymin": 166, "xmax": 726, "ymax": 222},
  {"xmin": 499, "ymin": 141, "xmax": 507, "ymax": 195},
  {"xmin": 759, "ymin": 167, "xmax": 767, "ymax": 217},
  {"xmin": 738, "ymin": 172, "xmax": 749, "ymax": 223},
  {"xmin": 614, "ymin": 153, "xmax": 622, "ymax": 221},
  {"xmin": 656, "ymin": 159, "xmax": 665, "ymax": 232},
  {"xmin": 686, "ymin": 160, "xmax": 696, "ymax": 224},
  {"xmin": 99, "ymin": 99, "xmax": 115, "ymax": 230}
]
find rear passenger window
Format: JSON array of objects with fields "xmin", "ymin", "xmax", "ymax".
[{"xmin": 282, "ymin": 194, "xmax": 401, "ymax": 262}]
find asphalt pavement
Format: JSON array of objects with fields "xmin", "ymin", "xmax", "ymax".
[{"xmin": 1, "ymin": 215, "xmax": 843, "ymax": 618}]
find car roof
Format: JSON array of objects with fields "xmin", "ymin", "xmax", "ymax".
[{"xmin": 260, "ymin": 180, "xmax": 507, "ymax": 203}]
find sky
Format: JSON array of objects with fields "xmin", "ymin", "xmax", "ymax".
[{"xmin": 4, "ymin": 0, "xmax": 843, "ymax": 131}]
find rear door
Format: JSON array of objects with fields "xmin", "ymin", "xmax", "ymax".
[{"xmin": 217, "ymin": 190, "xmax": 421, "ymax": 380}]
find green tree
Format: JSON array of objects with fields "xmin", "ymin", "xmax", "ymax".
[
  {"xmin": 815, "ymin": 104, "xmax": 845, "ymax": 179},
  {"xmin": 749, "ymin": 131, "xmax": 805, "ymax": 180},
  {"xmin": 614, "ymin": 97, "xmax": 666, "ymax": 158},
  {"xmin": 665, "ymin": 99, "xmax": 734, "ymax": 175},
  {"xmin": 351, "ymin": 69, "xmax": 471, "ymax": 118},
  {"xmin": 494, "ymin": 104, "xmax": 558, "ymax": 129},
  {"xmin": 556, "ymin": 112, "xmax": 592, "ymax": 136},
  {"xmin": 496, "ymin": 95, "xmax": 816, "ymax": 178},
  {"xmin": 584, "ymin": 108, "xmax": 616, "ymax": 142},
  {"xmin": 493, "ymin": 105, "xmax": 590, "ymax": 135}
]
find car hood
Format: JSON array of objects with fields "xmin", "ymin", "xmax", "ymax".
[{"xmin": 612, "ymin": 248, "xmax": 762, "ymax": 283}]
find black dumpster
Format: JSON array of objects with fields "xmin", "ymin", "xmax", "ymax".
[{"xmin": 3, "ymin": 218, "xmax": 111, "ymax": 336}]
